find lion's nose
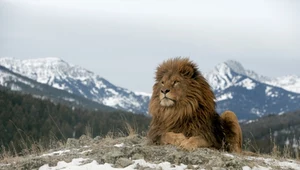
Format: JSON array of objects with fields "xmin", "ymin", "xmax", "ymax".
[{"xmin": 161, "ymin": 89, "xmax": 170, "ymax": 94}]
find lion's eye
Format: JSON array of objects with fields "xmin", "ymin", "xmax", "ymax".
[
  {"xmin": 161, "ymin": 81, "xmax": 164, "ymax": 86},
  {"xmin": 173, "ymin": 81, "xmax": 179, "ymax": 86}
]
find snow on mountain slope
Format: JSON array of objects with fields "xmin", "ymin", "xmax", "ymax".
[
  {"xmin": 0, "ymin": 65, "xmax": 116, "ymax": 111},
  {"xmin": 204, "ymin": 60, "xmax": 300, "ymax": 119},
  {"xmin": 204, "ymin": 60, "xmax": 300, "ymax": 94},
  {"xmin": 0, "ymin": 65, "xmax": 35, "ymax": 91},
  {"xmin": 0, "ymin": 57, "xmax": 150, "ymax": 114},
  {"xmin": 216, "ymin": 80, "xmax": 300, "ymax": 119},
  {"xmin": 265, "ymin": 75, "xmax": 300, "ymax": 94}
]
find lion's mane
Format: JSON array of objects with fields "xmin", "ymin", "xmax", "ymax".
[{"xmin": 147, "ymin": 58, "xmax": 240, "ymax": 151}]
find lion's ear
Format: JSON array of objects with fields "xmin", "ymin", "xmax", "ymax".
[{"xmin": 180, "ymin": 65, "xmax": 198, "ymax": 79}]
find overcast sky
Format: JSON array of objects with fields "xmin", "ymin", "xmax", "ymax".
[{"xmin": 1, "ymin": 0, "xmax": 300, "ymax": 93}]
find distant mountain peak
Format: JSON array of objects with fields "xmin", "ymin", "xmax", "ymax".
[
  {"xmin": 210, "ymin": 60, "xmax": 247, "ymax": 78},
  {"xmin": 223, "ymin": 60, "xmax": 246, "ymax": 75},
  {"xmin": 204, "ymin": 60, "xmax": 247, "ymax": 91}
]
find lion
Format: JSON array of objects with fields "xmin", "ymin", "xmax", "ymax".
[{"xmin": 147, "ymin": 57, "xmax": 242, "ymax": 153}]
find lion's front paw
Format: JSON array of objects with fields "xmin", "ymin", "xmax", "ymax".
[
  {"xmin": 180, "ymin": 139, "xmax": 198, "ymax": 151},
  {"xmin": 179, "ymin": 136, "xmax": 211, "ymax": 151},
  {"xmin": 161, "ymin": 132, "xmax": 187, "ymax": 146}
]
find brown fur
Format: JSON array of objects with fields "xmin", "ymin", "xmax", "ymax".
[
  {"xmin": 221, "ymin": 111, "xmax": 242, "ymax": 153},
  {"xmin": 147, "ymin": 57, "xmax": 242, "ymax": 153}
]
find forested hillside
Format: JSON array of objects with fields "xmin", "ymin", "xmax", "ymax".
[
  {"xmin": 241, "ymin": 110, "xmax": 300, "ymax": 157},
  {"xmin": 0, "ymin": 88, "xmax": 150, "ymax": 155}
]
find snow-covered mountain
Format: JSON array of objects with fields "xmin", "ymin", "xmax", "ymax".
[
  {"xmin": 204, "ymin": 60, "xmax": 300, "ymax": 120},
  {"xmin": 0, "ymin": 65, "xmax": 116, "ymax": 111},
  {"xmin": 204, "ymin": 60, "xmax": 300, "ymax": 94},
  {"xmin": 0, "ymin": 57, "xmax": 150, "ymax": 114}
]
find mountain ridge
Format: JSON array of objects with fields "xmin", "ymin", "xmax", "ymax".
[
  {"xmin": 1, "ymin": 57, "xmax": 300, "ymax": 120},
  {"xmin": 0, "ymin": 65, "xmax": 117, "ymax": 112},
  {"xmin": 203, "ymin": 60, "xmax": 300, "ymax": 119},
  {"xmin": 205, "ymin": 60, "xmax": 300, "ymax": 93},
  {"xmin": 0, "ymin": 57, "xmax": 150, "ymax": 114}
]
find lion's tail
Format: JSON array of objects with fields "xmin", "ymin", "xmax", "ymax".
[{"xmin": 220, "ymin": 110, "xmax": 242, "ymax": 153}]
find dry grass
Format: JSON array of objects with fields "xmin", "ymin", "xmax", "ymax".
[
  {"xmin": 84, "ymin": 123, "xmax": 93, "ymax": 138},
  {"xmin": 270, "ymin": 130, "xmax": 280, "ymax": 158},
  {"xmin": 243, "ymin": 138, "xmax": 260, "ymax": 154},
  {"xmin": 243, "ymin": 130, "xmax": 300, "ymax": 160},
  {"xmin": 103, "ymin": 122, "xmax": 138, "ymax": 140},
  {"xmin": 0, "ymin": 119, "xmax": 66, "ymax": 161},
  {"xmin": 124, "ymin": 122, "xmax": 137, "ymax": 137}
]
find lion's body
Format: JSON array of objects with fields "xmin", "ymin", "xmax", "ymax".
[{"xmin": 147, "ymin": 58, "xmax": 242, "ymax": 152}]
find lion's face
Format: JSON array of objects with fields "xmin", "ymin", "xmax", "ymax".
[
  {"xmin": 149, "ymin": 58, "xmax": 216, "ymax": 117},
  {"xmin": 157, "ymin": 73, "xmax": 186, "ymax": 107}
]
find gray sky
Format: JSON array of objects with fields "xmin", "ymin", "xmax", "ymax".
[{"xmin": 1, "ymin": 0, "xmax": 300, "ymax": 93}]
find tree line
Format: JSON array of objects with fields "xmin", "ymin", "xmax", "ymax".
[
  {"xmin": 241, "ymin": 110, "xmax": 300, "ymax": 158},
  {"xmin": 0, "ymin": 88, "xmax": 151, "ymax": 155}
]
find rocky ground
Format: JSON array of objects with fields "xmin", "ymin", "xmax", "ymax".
[{"xmin": 1, "ymin": 135, "xmax": 300, "ymax": 170}]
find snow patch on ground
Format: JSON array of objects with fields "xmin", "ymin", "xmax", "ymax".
[
  {"xmin": 223, "ymin": 153, "xmax": 234, "ymax": 158},
  {"xmin": 242, "ymin": 166, "xmax": 270, "ymax": 170},
  {"xmin": 0, "ymin": 163, "xmax": 11, "ymax": 168},
  {"xmin": 79, "ymin": 149, "xmax": 92, "ymax": 155},
  {"xmin": 41, "ymin": 150, "xmax": 70, "ymax": 157},
  {"xmin": 246, "ymin": 156, "xmax": 300, "ymax": 170},
  {"xmin": 38, "ymin": 157, "xmax": 300, "ymax": 170},
  {"xmin": 39, "ymin": 158, "xmax": 88, "ymax": 170},
  {"xmin": 39, "ymin": 159, "xmax": 187, "ymax": 170},
  {"xmin": 114, "ymin": 143, "xmax": 125, "ymax": 148}
]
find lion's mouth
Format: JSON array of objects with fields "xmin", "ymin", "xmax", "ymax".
[{"xmin": 160, "ymin": 97, "xmax": 175, "ymax": 107}]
